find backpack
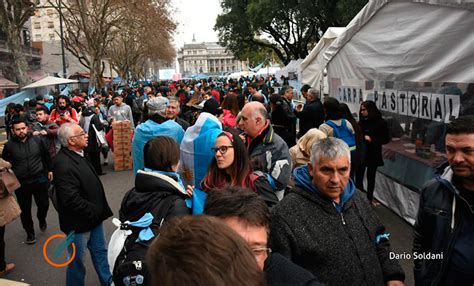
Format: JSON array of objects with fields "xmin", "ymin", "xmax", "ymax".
[
  {"xmin": 112, "ymin": 193, "xmax": 177, "ymax": 286},
  {"xmin": 325, "ymin": 120, "xmax": 356, "ymax": 152}
]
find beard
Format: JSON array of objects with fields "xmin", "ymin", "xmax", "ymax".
[{"xmin": 58, "ymin": 105, "xmax": 67, "ymax": 110}]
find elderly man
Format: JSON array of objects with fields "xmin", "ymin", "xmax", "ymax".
[
  {"xmin": 295, "ymin": 88, "xmax": 325, "ymax": 137},
  {"xmin": 166, "ymin": 97, "xmax": 190, "ymax": 131},
  {"xmin": 270, "ymin": 137, "xmax": 405, "ymax": 285},
  {"xmin": 132, "ymin": 97, "xmax": 184, "ymax": 174},
  {"xmin": 54, "ymin": 123, "xmax": 112, "ymax": 286},
  {"xmin": 413, "ymin": 115, "xmax": 474, "ymax": 286},
  {"xmin": 240, "ymin": 102, "xmax": 291, "ymax": 206}
]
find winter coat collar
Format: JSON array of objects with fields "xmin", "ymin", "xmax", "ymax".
[{"xmin": 136, "ymin": 169, "xmax": 187, "ymax": 196}]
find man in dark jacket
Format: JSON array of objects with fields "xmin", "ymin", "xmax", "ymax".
[
  {"xmin": 32, "ymin": 106, "xmax": 59, "ymax": 159},
  {"xmin": 413, "ymin": 115, "xmax": 474, "ymax": 286},
  {"xmin": 241, "ymin": 102, "xmax": 291, "ymax": 207},
  {"xmin": 204, "ymin": 187, "xmax": 323, "ymax": 286},
  {"xmin": 295, "ymin": 88, "xmax": 324, "ymax": 137},
  {"xmin": 2, "ymin": 120, "xmax": 53, "ymax": 244},
  {"xmin": 54, "ymin": 123, "xmax": 113, "ymax": 286},
  {"xmin": 270, "ymin": 137, "xmax": 405, "ymax": 286}
]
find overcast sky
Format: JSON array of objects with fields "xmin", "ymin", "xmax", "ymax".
[{"xmin": 171, "ymin": 0, "xmax": 222, "ymax": 49}]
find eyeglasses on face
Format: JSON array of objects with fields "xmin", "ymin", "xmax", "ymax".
[
  {"xmin": 211, "ymin": 145, "xmax": 234, "ymax": 155},
  {"xmin": 69, "ymin": 132, "xmax": 86, "ymax": 139},
  {"xmin": 251, "ymin": 247, "xmax": 272, "ymax": 257}
]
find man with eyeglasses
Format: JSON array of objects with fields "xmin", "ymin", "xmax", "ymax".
[
  {"xmin": 204, "ymin": 187, "xmax": 322, "ymax": 286},
  {"xmin": 54, "ymin": 123, "xmax": 113, "ymax": 286},
  {"xmin": 2, "ymin": 119, "xmax": 53, "ymax": 245}
]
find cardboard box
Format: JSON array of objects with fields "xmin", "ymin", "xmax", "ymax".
[
  {"xmin": 114, "ymin": 160, "xmax": 133, "ymax": 171},
  {"xmin": 114, "ymin": 143, "xmax": 132, "ymax": 154}
]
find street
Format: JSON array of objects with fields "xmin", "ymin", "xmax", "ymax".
[{"xmin": 3, "ymin": 160, "xmax": 415, "ymax": 285}]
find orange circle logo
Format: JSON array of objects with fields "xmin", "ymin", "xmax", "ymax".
[{"xmin": 43, "ymin": 233, "xmax": 76, "ymax": 268}]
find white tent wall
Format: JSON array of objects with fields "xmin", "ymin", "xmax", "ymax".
[
  {"xmin": 276, "ymin": 59, "xmax": 303, "ymax": 80},
  {"xmin": 298, "ymin": 27, "xmax": 346, "ymax": 91},
  {"xmin": 322, "ymin": 0, "xmax": 474, "ymax": 225}
]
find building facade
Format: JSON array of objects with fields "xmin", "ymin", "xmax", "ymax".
[
  {"xmin": 30, "ymin": 0, "xmax": 61, "ymax": 42},
  {"xmin": 177, "ymin": 39, "xmax": 244, "ymax": 77}
]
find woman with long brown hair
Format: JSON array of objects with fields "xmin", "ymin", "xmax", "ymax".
[{"xmin": 201, "ymin": 130, "xmax": 252, "ymax": 191}]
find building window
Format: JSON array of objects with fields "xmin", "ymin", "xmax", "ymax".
[
  {"xmin": 193, "ymin": 50, "xmax": 197, "ymax": 55},
  {"xmin": 22, "ymin": 30, "xmax": 30, "ymax": 46},
  {"xmin": 232, "ymin": 66, "xmax": 235, "ymax": 71},
  {"xmin": 34, "ymin": 9, "xmax": 41, "ymax": 17},
  {"xmin": 187, "ymin": 51, "xmax": 191, "ymax": 55},
  {"xmin": 48, "ymin": 21, "xmax": 54, "ymax": 28},
  {"xmin": 49, "ymin": 33, "xmax": 55, "ymax": 40},
  {"xmin": 33, "ymin": 22, "xmax": 41, "ymax": 29},
  {"xmin": 47, "ymin": 9, "xmax": 54, "ymax": 16},
  {"xmin": 210, "ymin": 67, "xmax": 214, "ymax": 72},
  {"xmin": 35, "ymin": 34, "xmax": 42, "ymax": 41},
  {"xmin": 216, "ymin": 67, "xmax": 219, "ymax": 72}
]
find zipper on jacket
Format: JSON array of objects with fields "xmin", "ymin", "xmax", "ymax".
[{"xmin": 340, "ymin": 212, "xmax": 346, "ymax": 225}]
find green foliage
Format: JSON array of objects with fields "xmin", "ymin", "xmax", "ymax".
[{"xmin": 215, "ymin": 0, "xmax": 367, "ymax": 64}]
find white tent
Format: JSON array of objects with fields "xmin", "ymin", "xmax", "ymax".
[
  {"xmin": 298, "ymin": 27, "xmax": 346, "ymax": 90},
  {"xmin": 227, "ymin": 71, "xmax": 256, "ymax": 79},
  {"xmin": 255, "ymin": 66, "xmax": 281, "ymax": 76},
  {"xmin": 322, "ymin": 0, "xmax": 474, "ymax": 225},
  {"xmin": 22, "ymin": 76, "xmax": 78, "ymax": 89},
  {"xmin": 276, "ymin": 59, "xmax": 303, "ymax": 79}
]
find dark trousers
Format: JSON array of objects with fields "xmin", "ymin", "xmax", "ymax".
[
  {"xmin": 86, "ymin": 150, "xmax": 103, "ymax": 175},
  {"xmin": 0, "ymin": 225, "xmax": 5, "ymax": 270},
  {"xmin": 356, "ymin": 165, "xmax": 378, "ymax": 202},
  {"xmin": 15, "ymin": 182, "xmax": 49, "ymax": 235}
]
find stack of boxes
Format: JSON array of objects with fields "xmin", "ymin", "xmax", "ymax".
[{"xmin": 112, "ymin": 121, "xmax": 133, "ymax": 171}]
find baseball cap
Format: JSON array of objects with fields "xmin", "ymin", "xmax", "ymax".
[{"xmin": 147, "ymin": 97, "xmax": 169, "ymax": 114}]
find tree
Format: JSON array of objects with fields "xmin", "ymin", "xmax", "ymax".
[
  {"xmin": 0, "ymin": 0, "xmax": 36, "ymax": 87},
  {"xmin": 215, "ymin": 0, "xmax": 368, "ymax": 65},
  {"xmin": 107, "ymin": 0, "xmax": 176, "ymax": 81},
  {"xmin": 48, "ymin": 0, "xmax": 130, "ymax": 89}
]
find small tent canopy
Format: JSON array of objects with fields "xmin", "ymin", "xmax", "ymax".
[
  {"xmin": 227, "ymin": 71, "xmax": 256, "ymax": 79},
  {"xmin": 22, "ymin": 76, "xmax": 78, "ymax": 89},
  {"xmin": 0, "ymin": 77, "xmax": 19, "ymax": 89},
  {"xmin": 255, "ymin": 66, "xmax": 281, "ymax": 76},
  {"xmin": 298, "ymin": 27, "xmax": 346, "ymax": 90},
  {"xmin": 276, "ymin": 59, "xmax": 303, "ymax": 79}
]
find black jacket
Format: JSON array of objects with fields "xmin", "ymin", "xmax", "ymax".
[
  {"xmin": 272, "ymin": 99, "xmax": 296, "ymax": 148},
  {"xmin": 2, "ymin": 134, "xmax": 52, "ymax": 185},
  {"xmin": 413, "ymin": 163, "xmax": 474, "ymax": 286},
  {"xmin": 119, "ymin": 170, "xmax": 190, "ymax": 232},
  {"xmin": 53, "ymin": 148, "xmax": 112, "ymax": 234},
  {"xmin": 296, "ymin": 99, "xmax": 324, "ymax": 137},
  {"xmin": 359, "ymin": 116, "xmax": 390, "ymax": 167},
  {"xmin": 264, "ymin": 253, "xmax": 323, "ymax": 286},
  {"xmin": 79, "ymin": 107, "xmax": 104, "ymax": 153}
]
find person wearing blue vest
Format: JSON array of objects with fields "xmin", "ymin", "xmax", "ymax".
[{"xmin": 132, "ymin": 97, "xmax": 185, "ymax": 174}]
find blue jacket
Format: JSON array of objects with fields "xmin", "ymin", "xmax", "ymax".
[{"xmin": 132, "ymin": 116, "xmax": 184, "ymax": 174}]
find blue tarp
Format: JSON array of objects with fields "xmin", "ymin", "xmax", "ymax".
[{"xmin": 0, "ymin": 89, "xmax": 37, "ymax": 117}]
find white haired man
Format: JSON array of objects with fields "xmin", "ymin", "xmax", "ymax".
[{"xmin": 270, "ymin": 137, "xmax": 405, "ymax": 286}]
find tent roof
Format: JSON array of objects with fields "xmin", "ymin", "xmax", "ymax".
[
  {"xmin": 22, "ymin": 76, "xmax": 78, "ymax": 89},
  {"xmin": 324, "ymin": 0, "xmax": 474, "ymax": 82},
  {"xmin": 298, "ymin": 27, "xmax": 346, "ymax": 88},
  {"xmin": 0, "ymin": 77, "xmax": 19, "ymax": 89}
]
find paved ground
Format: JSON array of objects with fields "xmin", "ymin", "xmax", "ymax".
[{"xmin": 3, "ymin": 159, "xmax": 416, "ymax": 285}]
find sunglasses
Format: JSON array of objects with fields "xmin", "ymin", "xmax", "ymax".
[{"xmin": 211, "ymin": 145, "xmax": 234, "ymax": 155}]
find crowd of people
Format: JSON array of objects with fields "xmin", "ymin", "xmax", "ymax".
[{"xmin": 0, "ymin": 76, "xmax": 473, "ymax": 286}]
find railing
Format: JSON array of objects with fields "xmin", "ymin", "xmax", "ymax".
[{"xmin": 0, "ymin": 39, "xmax": 41, "ymax": 57}]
